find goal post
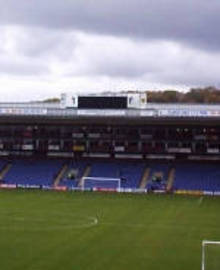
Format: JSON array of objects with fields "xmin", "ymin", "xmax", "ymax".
[
  {"xmin": 81, "ymin": 177, "xmax": 121, "ymax": 190},
  {"xmin": 202, "ymin": 240, "xmax": 220, "ymax": 270}
]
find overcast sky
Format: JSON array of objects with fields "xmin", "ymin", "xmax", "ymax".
[{"xmin": 0, "ymin": 0, "xmax": 220, "ymax": 101}]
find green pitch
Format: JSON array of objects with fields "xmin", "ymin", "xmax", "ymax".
[{"xmin": 0, "ymin": 190, "xmax": 220, "ymax": 270}]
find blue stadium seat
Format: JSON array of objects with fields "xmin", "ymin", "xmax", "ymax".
[
  {"xmin": 59, "ymin": 160, "xmax": 87, "ymax": 188},
  {"xmin": 174, "ymin": 163, "xmax": 220, "ymax": 192},
  {"xmin": 3, "ymin": 159, "xmax": 63, "ymax": 186},
  {"xmin": 85, "ymin": 161, "xmax": 145, "ymax": 189},
  {"xmin": 147, "ymin": 162, "xmax": 170, "ymax": 191}
]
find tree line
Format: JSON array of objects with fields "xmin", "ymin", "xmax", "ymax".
[{"xmin": 147, "ymin": 87, "xmax": 220, "ymax": 103}]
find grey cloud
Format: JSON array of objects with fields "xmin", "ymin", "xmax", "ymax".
[
  {"xmin": 0, "ymin": 58, "xmax": 49, "ymax": 76},
  {"xmin": 0, "ymin": 26, "xmax": 78, "ymax": 76},
  {"xmin": 11, "ymin": 27, "xmax": 78, "ymax": 60},
  {"xmin": 0, "ymin": 0, "xmax": 220, "ymax": 52},
  {"xmin": 0, "ymin": 24, "xmax": 219, "ymax": 87},
  {"xmin": 63, "ymin": 33, "xmax": 220, "ymax": 88}
]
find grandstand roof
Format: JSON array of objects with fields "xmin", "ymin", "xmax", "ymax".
[{"xmin": 0, "ymin": 101, "xmax": 220, "ymax": 125}]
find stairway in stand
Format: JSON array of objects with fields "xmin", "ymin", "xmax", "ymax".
[
  {"xmin": 139, "ymin": 167, "xmax": 151, "ymax": 189},
  {"xmin": 0, "ymin": 163, "xmax": 12, "ymax": 182},
  {"xmin": 53, "ymin": 164, "xmax": 68, "ymax": 187},
  {"xmin": 166, "ymin": 167, "xmax": 176, "ymax": 191},
  {"xmin": 78, "ymin": 165, "xmax": 91, "ymax": 188}
]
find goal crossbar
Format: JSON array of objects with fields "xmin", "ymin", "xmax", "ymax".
[
  {"xmin": 202, "ymin": 240, "xmax": 220, "ymax": 270},
  {"xmin": 202, "ymin": 240, "xmax": 220, "ymax": 246},
  {"xmin": 82, "ymin": 177, "xmax": 121, "ymax": 190}
]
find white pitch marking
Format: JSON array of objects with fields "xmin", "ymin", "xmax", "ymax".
[
  {"xmin": 198, "ymin": 196, "xmax": 204, "ymax": 205},
  {"xmin": 100, "ymin": 222, "xmax": 146, "ymax": 228},
  {"xmin": 0, "ymin": 214, "xmax": 98, "ymax": 231}
]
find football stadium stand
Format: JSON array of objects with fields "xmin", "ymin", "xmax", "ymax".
[
  {"xmin": 0, "ymin": 158, "xmax": 219, "ymax": 193},
  {"xmin": 0, "ymin": 92, "xmax": 219, "ymax": 195}
]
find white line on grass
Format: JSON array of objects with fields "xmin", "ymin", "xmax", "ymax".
[
  {"xmin": 0, "ymin": 215, "xmax": 98, "ymax": 231},
  {"xmin": 198, "ymin": 197, "xmax": 204, "ymax": 205}
]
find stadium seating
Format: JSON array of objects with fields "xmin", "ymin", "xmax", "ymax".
[
  {"xmin": 59, "ymin": 160, "xmax": 88, "ymax": 188},
  {"xmin": 119, "ymin": 162, "xmax": 145, "ymax": 188},
  {"xmin": 1, "ymin": 158, "xmax": 220, "ymax": 192},
  {"xmin": 146, "ymin": 162, "xmax": 170, "ymax": 190},
  {"xmin": 83, "ymin": 161, "xmax": 120, "ymax": 189},
  {"xmin": 173, "ymin": 162, "xmax": 220, "ymax": 191},
  {"xmin": 3, "ymin": 159, "xmax": 63, "ymax": 186},
  {"xmin": 0, "ymin": 160, "xmax": 8, "ymax": 181},
  {"xmin": 0, "ymin": 160, "xmax": 7, "ymax": 171},
  {"xmin": 84, "ymin": 161, "xmax": 145, "ymax": 189}
]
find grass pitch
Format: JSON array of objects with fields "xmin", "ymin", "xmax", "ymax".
[{"xmin": 0, "ymin": 190, "xmax": 220, "ymax": 270}]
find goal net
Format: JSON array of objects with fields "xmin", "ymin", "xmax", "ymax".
[
  {"xmin": 202, "ymin": 240, "xmax": 220, "ymax": 270},
  {"xmin": 81, "ymin": 177, "xmax": 121, "ymax": 190}
]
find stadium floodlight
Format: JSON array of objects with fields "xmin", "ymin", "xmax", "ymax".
[
  {"xmin": 81, "ymin": 177, "xmax": 121, "ymax": 191},
  {"xmin": 202, "ymin": 240, "xmax": 220, "ymax": 270}
]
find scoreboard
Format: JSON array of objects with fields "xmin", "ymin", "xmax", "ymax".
[
  {"xmin": 78, "ymin": 96, "xmax": 127, "ymax": 109},
  {"xmin": 60, "ymin": 92, "xmax": 148, "ymax": 109}
]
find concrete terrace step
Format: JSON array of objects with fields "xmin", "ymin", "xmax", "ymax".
[
  {"xmin": 0, "ymin": 163, "xmax": 12, "ymax": 181},
  {"xmin": 139, "ymin": 167, "xmax": 150, "ymax": 189},
  {"xmin": 166, "ymin": 168, "xmax": 176, "ymax": 191},
  {"xmin": 78, "ymin": 165, "xmax": 91, "ymax": 188},
  {"xmin": 54, "ymin": 164, "xmax": 68, "ymax": 187}
]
